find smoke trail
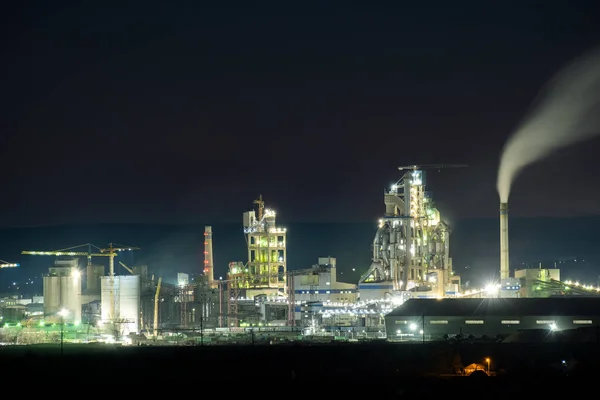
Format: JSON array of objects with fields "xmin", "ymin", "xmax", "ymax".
[{"xmin": 497, "ymin": 48, "xmax": 600, "ymax": 203}]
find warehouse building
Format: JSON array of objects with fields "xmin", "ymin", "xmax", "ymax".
[{"xmin": 385, "ymin": 297, "xmax": 600, "ymax": 341}]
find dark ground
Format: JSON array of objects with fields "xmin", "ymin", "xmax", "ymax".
[{"xmin": 1, "ymin": 342, "xmax": 596, "ymax": 395}]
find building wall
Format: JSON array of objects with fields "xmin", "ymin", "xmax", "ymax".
[
  {"xmin": 385, "ymin": 314, "xmax": 598, "ymax": 340},
  {"xmin": 293, "ymin": 265, "xmax": 357, "ymax": 304},
  {"xmin": 358, "ymin": 283, "xmax": 394, "ymax": 302}
]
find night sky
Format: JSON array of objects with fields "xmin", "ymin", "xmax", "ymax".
[{"xmin": 2, "ymin": 2, "xmax": 600, "ymax": 228}]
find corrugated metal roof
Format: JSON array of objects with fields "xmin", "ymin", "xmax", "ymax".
[{"xmin": 386, "ymin": 297, "xmax": 600, "ymax": 317}]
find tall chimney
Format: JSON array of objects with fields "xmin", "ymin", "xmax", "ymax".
[
  {"xmin": 499, "ymin": 203, "xmax": 509, "ymax": 280},
  {"xmin": 204, "ymin": 226, "xmax": 215, "ymax": 287}
]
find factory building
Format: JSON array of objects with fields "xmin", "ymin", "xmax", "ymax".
[
  {"xmin": 192, "ymin": 283, "xmax": 222, "ymax": 328},
  {"xmin": 42, "ymin": 259, "xmax": 82, "ymax": 324},
  {"xmin": 359, "ymin": 166, "xmax": 460, "ymax": 302},
  {"xmin": 514, "ymin": 268, "xmax": 560, "ymax": 298},
  {"xmin": 292, "ymin": 257, "xmax": 357, "ymax": 305},
  {"xmin": 384, "ymin": 297, "xmax": 600, "ymax": 340},
  {"xmin": 301, "ymin": 301, "xmax": 390, "ymax": 335},
  {"xmin": 100, "ymin": 275, "xmax": 141, "ymax": 335},
  {"xmin": 288, "ymin": 257, "xmax": 389, "ymax": 332},
  {"xmin": 0, "ymin": 302, "xmax": 27, "ymax": 323}
]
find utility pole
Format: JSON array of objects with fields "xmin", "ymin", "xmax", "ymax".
[
  {"xmin": 58, "ymin": 308, "xmax": 69, "ymax": 356},
  {"xmin": 60, "ymin": 319, "xmax": 64, "ymax": 355},
  {"xmin": 422, "ymin": 313, "xmax": 425, "ymax": 344}
]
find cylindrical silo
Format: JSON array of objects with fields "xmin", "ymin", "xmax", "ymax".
[
  {"xmin": 43, "ymin": 276, "xmax": 60, "ymax": 316},
  {"xmin": 118, "ymin": 275, "xmax": 141, "ymax": 335},
  {"xmin": 43, "ymin": 269, "xmax": 81, "ymax": 323},
  {"xmin": 86, "ymin": 264, "xmax": 105, "ymax": 294}
]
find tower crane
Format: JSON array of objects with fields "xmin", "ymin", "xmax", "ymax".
[
  {"xmin": 22, "ymin": 243, "xmax": 139, "ymax": 275},
  {"xmin": 0, "ymin": 260, "xmax": 19, "ymax": 269},
  {"xmin": 99, "ymin": 243, "xmax": 140, "ymax": 277},
  {"xmin": 398, "ymin": 163, "xmax": 468, "ymax": 172},
  {"xmin": 22, "ymin": 243, "xmax": 111, "ymax": 267},
  {"xmin": 22, "ymin": 243, "xmax": 139, "ymax": 325},
  {"xmin": 154, "ymin": 277, "xmax": 162, "ymax": 337}
]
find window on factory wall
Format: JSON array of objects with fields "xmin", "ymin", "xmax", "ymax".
[
  {"xmin": 394, "ymin": 320, "xmax": 408, "ymax": 324},
  {"xmin": 430, "ymin": 320, "xmax": 448, "ymax": 324},
  {"xmin": 573, "ymin": 320, "xmax": 593, "ymax": 324},
  {"xmin": 536, "ymin": 320, "xmax": 555, "ymax": 324},
  {"xmin": 501, "ymin": 320, "xmax": 520, "ymax": 324},
  {"xmin": 465, "ymin": 320, "xmax": 484, "ymax": 324}
]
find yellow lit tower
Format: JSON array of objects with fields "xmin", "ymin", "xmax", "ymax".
[{"xmin": 242, "ymin": 195, "xmax": 287, "ymax": 294}]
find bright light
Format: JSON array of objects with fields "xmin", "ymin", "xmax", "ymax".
[
  {"xmin": 484, "ymin": 283, "xmax": 500, "ymax": 295},
  {"xmin": 391, "ymin": 296, "xmax": 404, "ymax": 306},
  {"xmin": 71, "ymin": 269, "xmax": 81, "ymax": 279},
  {"xmin": 58, "ymin": 308, "xmax": 69, "ymax": 317},
  {"xmin": 409, "ymin": 323, "xmax": 417, "ymax": 331},
  {"xmin": 550, "ymin": 323, "xmax": 557, "ymax": 331}
]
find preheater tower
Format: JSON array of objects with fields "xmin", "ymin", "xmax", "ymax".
[
  {"xmin": 499, "ymin": 202, "xmax": 510, "ymax": 280},
  {"xmin": 204, "ymin": 226, "xmax": 215, "ymax": 287}
]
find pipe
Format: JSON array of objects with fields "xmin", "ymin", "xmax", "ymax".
[{"xmin": 500, "ymin": 202, "xmax": 509, "ymax": 280}]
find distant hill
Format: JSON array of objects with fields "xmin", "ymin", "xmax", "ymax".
[{"xmin": 1, "ymin": 216, "xmax": 599, "ymax": 294}]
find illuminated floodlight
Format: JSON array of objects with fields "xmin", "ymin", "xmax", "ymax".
[
  {"xmin": 550, "ymin": 323, "xmax": 557, "ymax": 331},
  {"xmin": 409, "ymin": 323, "xmax": 417, "ymax": 331},
  {"xmin": 484, "ymin": 283, "xmax": 500, "ymax": 295}
]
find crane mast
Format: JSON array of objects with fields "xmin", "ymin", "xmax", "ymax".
[{"xmin": 154, "ymin": 277, "xmax": 162, "ymax": 337}]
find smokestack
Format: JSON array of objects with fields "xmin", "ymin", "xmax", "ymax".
[
  {"xmin": 204, "ymin": 226, "xmax": 215, "ymax": 287},
  {"xmin": 499, "ymin": 203, "xmax": 510, "ymax": 280}
]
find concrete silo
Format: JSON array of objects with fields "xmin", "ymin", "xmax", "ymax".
[{"xmin": 42, "ymin": 259, "xmax": 82, "ymax": 323}]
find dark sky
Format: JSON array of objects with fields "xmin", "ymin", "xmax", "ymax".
[{"xmin": 2, "ymin": 2, "xmax": 600, "ymax": 227}]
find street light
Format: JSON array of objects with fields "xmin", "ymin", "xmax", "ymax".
[
  {"xmin": 485, "ymin": 357, "xmax": 491, "ymax": 374},
  {"xmin": 58, "ymin": 308, "xmax": 69, "ymax": 356}
]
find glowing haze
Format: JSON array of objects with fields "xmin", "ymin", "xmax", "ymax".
[{"xmin": 497, "ymin": 48, "xmax": 600, "ymax": 203}]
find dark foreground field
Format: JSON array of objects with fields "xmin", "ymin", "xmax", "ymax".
[{"xmin": 1, "ymin": 342, "xmax": 596, "ymax": 395}]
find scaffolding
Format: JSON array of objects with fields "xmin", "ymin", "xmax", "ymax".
[
  {"xmin": 179, "ymin": 284, "xmax": 194, "ymax": 328},
  {"xmin": 227, "ymin": 277, "xmax": 239, "ymax": 328}
]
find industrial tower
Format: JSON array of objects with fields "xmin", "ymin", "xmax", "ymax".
[
  {"xmin": 204, "ymin": 226, "xmax": 215, "ymax": 288},
  {"xmin": 359, "ymin": 165, "xmax": 464, "ymax": 300},
  {"xmin": 234, "ymin": 195, "xmax": 287, "ymax": 292}
]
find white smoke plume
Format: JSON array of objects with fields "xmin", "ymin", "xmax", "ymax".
[{"xmin": 497, "ymin": 48, "xmax": 600, "ymax": 203}]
